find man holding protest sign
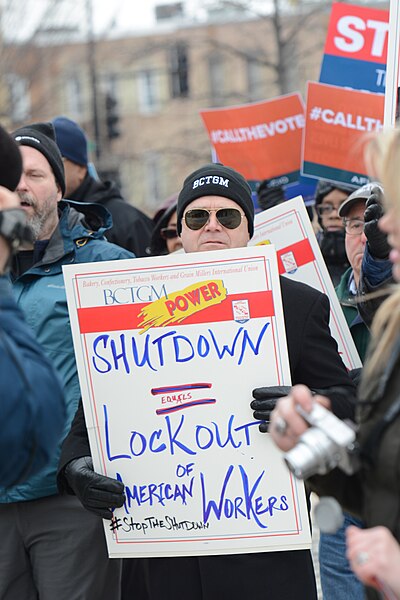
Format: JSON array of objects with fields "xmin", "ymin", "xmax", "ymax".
[{"xmin": 59, "ymin": 163, "xmax": 355, "ymax": 599}]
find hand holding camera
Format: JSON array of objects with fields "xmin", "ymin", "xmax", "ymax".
[
  {"xmin": 283, "ymin": 402, "xmax": 359, "ymax": 480},
  {"xmin": 269, "ymin": 384, "xmax": 359, "ymax": 479}
]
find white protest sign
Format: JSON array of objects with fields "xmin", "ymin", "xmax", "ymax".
[
  {"xmin": 250, "ymin": 197, "xmax": 362, "ymax": 370},
  {"xmin": 63, "ymin": 246, "xmax": 311, "ymax": 558}
]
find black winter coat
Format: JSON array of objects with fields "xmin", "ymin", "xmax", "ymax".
[
  {"xmin": 68, "ymin": 173, "xmax": 153, "ymax": 257},
  {"xmin": 307, "ymin": 338, "xmax": 400, "ymax": 600}
]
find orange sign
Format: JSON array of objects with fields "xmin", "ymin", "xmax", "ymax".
[
  {"xmin": 200, "ymin": 94, "xmax": 305, "ymax": 181},
  {"xmin": 302, "ymin": 82, "xmax": 384, "ymax": 186}
]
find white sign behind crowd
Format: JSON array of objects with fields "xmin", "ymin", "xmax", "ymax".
[{"xmin": 251, "ymin": 197, "xmax": 362, "ymax": 371}]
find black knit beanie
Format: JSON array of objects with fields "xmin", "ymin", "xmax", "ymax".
[
  {"xmin": 314, "ymin": 180, "xmax": 355, "ymax": 206},
  {"xmin": 13, "ymin": 122, "xmax": 65, "ymax": 196},
  {"xmin": 177, "ymin": 163, "xmax": 254, "ymax": 237},
  {"xmin": 0, "ymin": 125, "xmax": 22, "ymax": 191}
]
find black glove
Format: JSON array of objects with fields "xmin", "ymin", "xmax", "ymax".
[
  {"xmin": 349, "ymin": 368, "xmax": 362, "ymax": 390},
  {"xmin": 251, "ymin": 385, "xmax": 353, "ymax": 433},
  {"xmin": 251, "ymin": 386, "xmax": 291, "ymax": 432},
  {"xmin": 364, "ymin": 188, "xmax": 390, "ymax": 259},
  {"xmin": 257, "ymin": 180, "xmax": 285, "ymax": 211},
  {"xmin": 64, "ymin": 456, "xmax": 125, "ymax": 519}
]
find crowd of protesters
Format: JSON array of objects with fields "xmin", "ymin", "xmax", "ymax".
[{"xmin": 1, "ymin": 113, "xmax": 400, "ymax": 600}]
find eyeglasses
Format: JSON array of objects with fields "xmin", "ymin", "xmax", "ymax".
[
  {"xmin": 316, "ymin": 203, "xmax": 342, "ymax": 216},
  {"xmin": 160, "ymin": 226, "xmax": 178, "ymax": 240},
  {"xmin": 183, "ymin": 207, "xmax": 245, "ymax": 231},
  {"xmin": 343, "ymin": 218, "xmax": 365, "ymax": 236}
]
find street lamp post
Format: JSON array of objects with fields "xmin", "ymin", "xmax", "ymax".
[{"xmin": 86, "ymin": 0, "xmax": 101, "ymax": 160}]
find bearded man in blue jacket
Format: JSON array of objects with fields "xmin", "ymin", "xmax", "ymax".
[{"xmin": 0, "ymin": 122, "xmax": 133, "ymax": 600}]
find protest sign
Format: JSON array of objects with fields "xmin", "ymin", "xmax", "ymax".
[
  {"xmin": 200, "ymin": 95, "xmax": 304, "ymax": 182},
  {"xmin": 320, "ymin": 2, "xmax": 389, "ymax": 93},
  {"xmin": 302, "ymin": 81, "xmax": 384, "ymax": 186},
  {"xmin": 63, "ymin": 246, "xmax": 311, "ymax": 558},
  {"xmin": 250, "ymin": 197, "xmax": 362, "ymax": 371}
]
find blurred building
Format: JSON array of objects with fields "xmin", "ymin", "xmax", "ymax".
[{"xmin": 0, "ymin": 3, "xmax": 337, "ymax": 215}]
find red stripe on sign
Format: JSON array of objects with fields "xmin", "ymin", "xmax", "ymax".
[
  {"xmin": 277, "ymin": 238, "xmax": 314, "ymax": 275},
  {"xmin": 77, "ymin": 290, "xmax": 275, "ymax": 333}
]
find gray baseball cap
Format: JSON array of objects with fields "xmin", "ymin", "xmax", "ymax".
[{"xmin": 338, "ymin": 182, "xmax": 383, "ymax": 217}]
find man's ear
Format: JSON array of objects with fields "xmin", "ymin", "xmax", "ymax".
[
  {"xmin": 77, "ymin": 163, "xmax": 87, "ymax": 184},
  {"xmin": 56, "ymin": 182, "xmax": 63, "ymax": 201}
]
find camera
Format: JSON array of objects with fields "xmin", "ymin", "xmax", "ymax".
[
  {"xmin": 0, "ymin": 208, "xmax": 33, "ymax": 252},
  {"xmin": 283, "ymin": 402, "xmax": 359, "ymax": 480}
]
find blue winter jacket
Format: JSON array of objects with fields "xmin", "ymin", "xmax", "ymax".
[
  {"xmin": 0, "ymin": 200, "xmax": 134, "ymax": 502},
  {"xmin": 0, "ymin": 276, "xmax": 65, "ymax": 488}
]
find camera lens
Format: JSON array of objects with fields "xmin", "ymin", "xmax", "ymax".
[{"xmin": 284, "ymin": 428, "xmax": 338, "ymax": 480}]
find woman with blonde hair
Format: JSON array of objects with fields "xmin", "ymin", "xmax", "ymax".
[{"xmin": 269, "ymin": 127, "xmax": 400, "ymax": 600}]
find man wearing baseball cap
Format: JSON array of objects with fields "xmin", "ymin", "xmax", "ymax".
[
  {"xmin": 59, "ymin": 163, "xmax": 355, "ymax": 600},
  {"xmin": 0, "ymin": 121, "xmax": 135, "ymax": 600},
  {"xmin": 340, "ymin": 183, "xmax": 392, "ymax": 328}
]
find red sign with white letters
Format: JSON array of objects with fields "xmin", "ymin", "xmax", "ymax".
[{"xmin": 324, "ymin": 2, "xmax": 388, "ymax": 64}]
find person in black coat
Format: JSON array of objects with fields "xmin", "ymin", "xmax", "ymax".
[
  {"xmin": 147, "ymin": 201, "xmax": 183, "ymax": 256},
  {"xmin": 52, "ymin": 116, "xmax": 153, "ymax": 257},
  {"xmin": 58, "ymin": 163, "xmax": 355, "ymax": 600},
  {"xmin": 314, "ymin": 180, "xmax": 355, "ymax": 286}
]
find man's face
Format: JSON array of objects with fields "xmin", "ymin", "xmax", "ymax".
[
  {"xmin": 344, "ymin": 200, "xmax": 367, "ymax": 284},
  {"xmin": 62, "ymin": 158, "xmax": 86, "ymax": 197},
  {"xmin": 180, "ymin": 196, "xmax": 250, "ymax": 253},
  {"xmin": 319, "ymin": 189, "xmax": 349, "ymax": 232},
  {"xmin": 16, "ymin": 145, "xmax": 61, "ymax": 242}
]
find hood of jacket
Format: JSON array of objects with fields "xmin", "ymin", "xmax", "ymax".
[
  {"xmin": 28, "ymin": 199, "xmax": 112, "ymax": 269},
  {"xmin": 69, "ymin": 172, "xmax": 124, "ymax": 206},
  {"xmin": 60, "ymin": 198, "xmax": 112, "ymax": 236}
]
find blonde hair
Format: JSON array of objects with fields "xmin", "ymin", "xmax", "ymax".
[{"xmin": 360, "ymin": 129, "xmax": 400, "ymax": 390}]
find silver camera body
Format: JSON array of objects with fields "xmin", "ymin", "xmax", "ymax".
[{"xmin": 283, "ymin": 402, "xmax": 359, "ymax": 480}]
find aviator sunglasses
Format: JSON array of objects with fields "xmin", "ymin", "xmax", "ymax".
[{"xmin": 183, "ymin": 207, "xmax": 245, "ymax": 230}]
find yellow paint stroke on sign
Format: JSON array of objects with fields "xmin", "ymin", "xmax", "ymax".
[{"xmin": 138, "ymin": 279, "xmax": 227, "ymax": 332}]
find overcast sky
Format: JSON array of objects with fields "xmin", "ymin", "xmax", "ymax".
[
  {"xmin": 1, "ymin": 0, "xmax": 388, "ymax": 43},
  {"xmin": 1, "ymin": 0, "xmax": 275, "ymax": 43},
  {"xmin": 0, "ymin": 0, "xmax": 207, "ymax": 42}
]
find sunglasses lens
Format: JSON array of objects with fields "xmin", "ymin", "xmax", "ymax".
[
  {"xmin": 216, "ymin": 208, "xmax": 242, "ymax": 229},
  {"xmin": 184, "ymin": 208, "xmax": 243, "ymax": 230},
  {"xmin": 184, "ymin": 209, "xmax": 210, "ymax": 230},
  {"xmin": 160, "ymin": 227, "xmax": 178, "ymax": 239}
]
